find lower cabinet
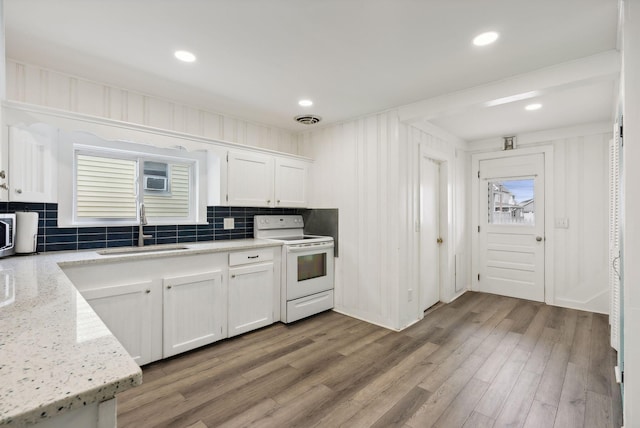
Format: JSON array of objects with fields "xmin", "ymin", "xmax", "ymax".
[
  {"xmin": 64, "ymin": 247, "xmax": 279, "ymax": 366},
  {"xmin": 163, "ymin": 270, "xmax": 226, "ymax": 358},
  {"xmin": 228, "ymin": 262, "xmax": 274, "ymax": 337},
  {"xmin": 82, "ymin": 280, "xmax": 156, "ymax": 366}
]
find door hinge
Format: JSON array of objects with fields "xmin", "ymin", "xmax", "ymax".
[
  {"xmin": 478, "ymin": 170, "xmax": 480, "ymax": 178},
  {"xmin": 226, "ymin": 152, "xmax": 229, "ymax": 162},
  {"xmin": 478, "ymin": 225, "xmax": 480, "ymax": 233},
  {"xmin": 477, "ymin": 273, "xmax": 480, "ymax": 281},
  {"xmin": 226, "ymin": 194, "xmax": 228, "ymax": 202}
]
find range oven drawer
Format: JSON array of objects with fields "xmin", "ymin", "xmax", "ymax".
[
  {"xmin": 286, "ymin": 289, "xmax": 334, "ymax": 323},
  {"xmin": 229, "ymin": 248, "xmax": 274, "ymax": 267}
]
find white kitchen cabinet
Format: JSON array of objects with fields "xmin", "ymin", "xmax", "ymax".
[
  {"xmin": 8, "ymin": 124, "xmax": 58, "ymax": 202},
  {"xmin": 82, "ymin": 280, "xmax": 156, "ymax": 366},
  {"xmin": 228, "ymin": 262, "xmax": 274, "ymax": 337},
  {"xmin": 163, "ymin": 270, "xmax": 226, "ymax": 357},
  {"xmin": 227, "ymin": 151, "xmax": 274, "ymax": 207},
  {"xmin": 226, "ymin": 150, "xmax": 310, "ymax": 208},
  {"xmin": 275, "ymin": 157, "xmax": 309, "ymax": 208}
]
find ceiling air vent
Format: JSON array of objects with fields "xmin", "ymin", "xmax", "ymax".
[{"xmin": 294, "ymin": 115, "xmax": 322, "ymax": 125}]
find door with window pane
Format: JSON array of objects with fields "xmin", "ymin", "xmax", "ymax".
[{"xmin": 478, "ymin": 153, "xmax": 545, "ymax": 301}]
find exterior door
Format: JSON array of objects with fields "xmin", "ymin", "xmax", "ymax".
[
  {"xmin": 478, "ymin": 153, "xmax": 545, "ymax": 301},
  {"xmin": 420, "ymin": 156, "xmax": 441, "ymax": 311}
]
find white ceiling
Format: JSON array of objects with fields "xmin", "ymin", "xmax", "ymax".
[{"xmin": 3, "ymin": 0, "xmax": 619, "ymax": 140}]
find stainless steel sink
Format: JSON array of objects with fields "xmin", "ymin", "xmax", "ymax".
[{"xmin": 97, "ymin": 245, "xmax": 190, "ymax": 256}]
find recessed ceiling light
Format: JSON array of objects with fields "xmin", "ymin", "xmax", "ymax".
[
  {"xmin": 525, "ymin": 103, "xmax": 542, "ymax": 111},
  {"xmin": 174, "ymin": 50, "xmax": 196, "ymax": 63},
  {"xmin": 298, "ymin": 99, "xmax": 313, "ymax": 107},
  {"xmin": 473, "ymin": 31, "xmax": 499, "ymax": 46}
]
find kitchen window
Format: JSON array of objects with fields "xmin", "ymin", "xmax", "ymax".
[{"xmin": 58, "ymin": 130, "xmax": 207, "ymax": 227}]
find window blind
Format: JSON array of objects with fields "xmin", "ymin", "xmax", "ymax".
[
  {"xmin": 144, "ymin": 163, "xmax": 191, "ymax": 218},
  {"xmin": 76, "ymin": 154, "xmax": 138, "ymax": 219}
]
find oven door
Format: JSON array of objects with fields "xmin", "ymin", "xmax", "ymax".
[{"xmin": 286, "ymin": 242, "xmax": 334, "ymax": 300}]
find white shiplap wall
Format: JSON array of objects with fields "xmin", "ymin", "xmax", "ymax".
[
  {"xmin": 5, "ymin": 59, "xmax": 299, "ymax": 155},
  {"xmin": 298, "ymin": 112, "xmax": 401, "ymax": 329},
  {"xmin": 299, "ymin": 112, "xmax": 469, "ymax": 330},
  {"xmin": 469, "ymin": 125, "xmax": 611, "ymax": 314}
]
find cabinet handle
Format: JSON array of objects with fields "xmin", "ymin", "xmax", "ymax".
[
  {"xmin": 248, "ymin": 255, "xmax": 259, "ymax": 259},
  {"xmin": 145, "ymin": 289, "xmax": 151, "ymax": 294},
  {"xmin": 167, "ymin": 285, "xmax": 172, "ymax": 289},
  {"xmin": 15, "ymin": 189, "xmax": 22, "ymax": 194}
]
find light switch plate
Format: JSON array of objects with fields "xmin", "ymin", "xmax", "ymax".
[
  {"xmin": 223, "ymin": 217, "xmax": 235, "ymax": 230},
  {"xmin": 554, "ymin": 217, "xmax": 569, "ymax": 229}
]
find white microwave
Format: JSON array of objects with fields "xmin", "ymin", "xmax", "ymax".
[{"xmin": 144, "ymin": 175, "xmax": 168, "ymax": 192}]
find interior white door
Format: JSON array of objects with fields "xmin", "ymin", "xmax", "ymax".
[
  {"xmin": 478, "ymin": 153, "xmax": 545, "ymax": 301},
  {"xmin": 420, "ymin": 156, "xmax": 440, "ymax": 311}
]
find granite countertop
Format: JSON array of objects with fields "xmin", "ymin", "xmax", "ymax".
[{"xmin": 0, "ymin": 239, "xmax": 281, "ymax": 426}]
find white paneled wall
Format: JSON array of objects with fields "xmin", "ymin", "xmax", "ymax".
[
  {"xmin": 5, "ymin": 59, "xmax": 299, "ymax": 155},
  {"xmin": 299, "ymin": 112, "xmax": 468, "ymax": 330},
  {"xmin": 469, "ymin": 126, "xmax": 611, "ymax": 314},
  {"xmin": 298, "ymin": 112, "xmax": 401, "ymax": 329}
]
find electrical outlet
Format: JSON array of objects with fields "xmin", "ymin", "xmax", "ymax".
[
  {"xmin": 554, "ymin": 217, "xmax": 569, "ymax": 229},
  {"xmin": 408, "ymin": 289, "xmax": 414, "ymax": 302},
  {"xmin": 223, "ymin": 218, "xmax": 235, "ymax": 230}
]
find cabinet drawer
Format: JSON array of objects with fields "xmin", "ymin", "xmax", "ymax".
[{"xmin": 229, "ymin": 248, "xmax": 274, "ymax": 266}]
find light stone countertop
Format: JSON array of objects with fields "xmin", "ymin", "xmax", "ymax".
[{"xmin": 0, "ymin": 239, "xmax": 282, "ymax": 426}]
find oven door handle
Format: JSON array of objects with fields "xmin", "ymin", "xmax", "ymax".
[{"xmin": 286, "ymin": 242, "xmax": 334, "ymax": 253}]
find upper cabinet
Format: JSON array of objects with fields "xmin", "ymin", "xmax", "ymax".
[
  {"xmin": 227, "ymin": 150, "xmax": 309, "ymax": 208},
  {"xmin": 227, "ymin": 151, "xmax": 274, "ymax": 207},
  {"xmin": 275, "ymin": 158, "xmax": 309, "ymax": 208},
  {"xmin": 7, "ymin": 124, "xmax": 58, "ymax": 203}
]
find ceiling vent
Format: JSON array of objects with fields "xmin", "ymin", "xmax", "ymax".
[{"xmin": 294, "ymin": 115, "xmax": 322, "ymax": 125}]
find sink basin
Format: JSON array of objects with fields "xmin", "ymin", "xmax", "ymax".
[{"xmin": 97, "ymin": 245, "xmax": 190, "ymax": 256}]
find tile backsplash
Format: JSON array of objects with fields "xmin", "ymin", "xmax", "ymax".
[{"xmin": 0, "ymin": 202, "xmax": 299, "ymax": 253}]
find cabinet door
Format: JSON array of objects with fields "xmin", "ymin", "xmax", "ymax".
[
  {"xmin": 163, "ymin": 270, "xmax": 226, "ymax": 357},
  {"xmin": 227, "ymin": 151, "xmax": 274, "ymax": 207},
  {"xmin": 8, "ymin": 125, "xmax": 57, "ymax": 202},
  {"xmin": 275, "ymin": 158, "xmax": 309, "ymax": 208},
  {"xmin": 82, "ymin": 280, "xmax": 155, "ymax": 366},
  {"xmin": 228, "ymin": 262, "xmax": 274, "ymax": 337}
]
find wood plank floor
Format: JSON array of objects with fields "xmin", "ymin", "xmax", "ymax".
[{"xmin": 116, "ymin": 292, "xmax": 623, "ymax": 428}]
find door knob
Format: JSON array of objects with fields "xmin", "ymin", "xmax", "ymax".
[
  {"xmin": 436, "ymin": 237, "xmax": 443, "ymax": 244},
  {"xmin": 536, "ymin": 236, "xmax": 543, "ymax": 242}
]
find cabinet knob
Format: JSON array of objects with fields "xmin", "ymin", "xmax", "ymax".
[
  {"xmin": 0, "ymin": 170, "xmax": 5, "ymax": 179},
  {"xmin": 167, "ymin": 285, "xmax": 172, "ymax": 289},
  {"xmin": 267, "ymin": 199, "xmax": 271, "ymax": 204},
  {"xmin": 145, "ymin": 289, "xmax": 151, "ymax": 294},
  {"xmin": 277, "ymin": 200, "xmax": 281, "ymax": 204},
  {"xmin": 15, "ymin": 189, "xmax": 22, "ymax": 194},
  {"xmin": 231, "ymin": 274, "xmax": 236, "ymax": 279},
  {"xmin": 0, "ymin": 183, "xmax": 7, "ymax": 191}
]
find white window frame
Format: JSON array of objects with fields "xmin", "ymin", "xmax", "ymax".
[{"xmin": 58, "ymin": 130, "xmax": 207, "ymax": 227}]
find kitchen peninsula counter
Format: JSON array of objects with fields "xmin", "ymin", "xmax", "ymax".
[{"xmin": 0, "ymin": 239, "xmax": 281, "ymax": 427}]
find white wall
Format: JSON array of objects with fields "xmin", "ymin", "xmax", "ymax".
[
  {"xmin": 298, "ymin": 111, "xmax": 468, "ymax": 330},
  {"xmin": 469, "ymin": 123, "xmax": 611, "ymax": 314},
  {"xmin": 5, "ymin": 59, "xmax": 299, "ymax": 155},
  {"xmin": 621, "ymin": 0, "xmax": 640, "ymax": 425}
]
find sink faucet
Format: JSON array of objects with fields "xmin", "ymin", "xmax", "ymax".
[{"xmin": 138, "ymin": 203, "xmax": 153, "ymax": 247}]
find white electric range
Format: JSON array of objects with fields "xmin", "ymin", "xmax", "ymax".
[{"xmin": 254, "ymin": 215, "xmax": 334, "ymax": 323}]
